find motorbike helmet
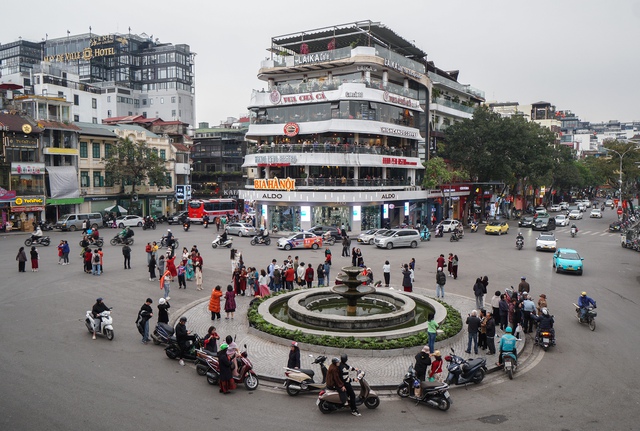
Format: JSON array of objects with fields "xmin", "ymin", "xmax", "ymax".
[
  {"xmin": 505, "ymin": 326, "xmax": 513, "ymax": 333},
  {"xmin": 220, "ymin": 343, "xmax": 228, "ymax": 350},
  {"xmin": 521, "ymin": 276, "xmax": 526, "ymax": 280},
  {"xmin": 340, "ymin": 353, "xmax": 348, "ymax": 363},
  {"xmin": 581, "ymin": 291, "xmax": 587, "ymax": 297},
  {"xmin": 96, "ymin": 297, "xmax": 103, "ymax": 302},
  {"xmin": 331, "ymin": 357, "xmax": 340, "ymax": 365},
  {"xmin": 167, "ymin": 229, "xmax": 171, "ymax": 232},
  {"xmin": 542, "ymin": 307, "xmax": 549, "ymax": 316}
]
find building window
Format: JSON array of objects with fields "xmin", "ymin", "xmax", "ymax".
[
  {"xmin": 92, "ymin": 117, "xmax": 97, "ymax": 124},
  {"xmin": 74, "ymin": 115, "xmax": 80, "ymax": 122},
  {"xmin": 104, "ymin": 143, "xmax": 112, "ymax": 158},
  {"xmin": 142, "ymin": 112, "xmax": 147, "ymax": 118},
  {"xmin": 159, "ymin": 149, "xmax": 166, "ymax": 160},
  {"xmin": 107, "ymin": 110, "xmax": 112, "ymax": 117},
  {"xmin": 165, "ymin": 174, "xmax": 172, "ymax": 187},
  {"xmin": 93, "ymin": 171, "xmax": 103, "ymax": 187},
  {"xmin": 80, "ymin": 142, "xmax": 88, "ymax": 158},
  {"xmin": 171, "ymin": 110, "xmax": 176, "ymax": 117},
  {"xmin": 107, "ymin": 96, "xmax": 111, "ymax": 103},
  {"xmin": 160, "ymin": 98, "xmax": 164, "ymax": 104},
  {"xmin": 171, "ymin": 96, "xmax": 176, "ymax": 103},
  {"xmin": 92, "ymin": 143, "xmax": 100, "ymax": 159},
  {"xmin": 80, "ymin": 171, "xmax": 90, "ymax": 187},
  {"xmin": 92, "ymin": 98, "xmax": 97, "ymax": 109},
  {"xmin": 150, "ymin": 99, "xmax": 154, "ymax": 105},
  {"xmin": 142, "ymin": 99, "xmax": 147, "ymax": 106},
  {"xmin": 105, "ymin": 171, "xmax": 114, "ymax": 187},
  {"xmin": 74, "ymin": 95, "xmax": 79, "ymax": 106}
]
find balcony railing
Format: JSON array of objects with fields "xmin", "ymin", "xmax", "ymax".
[
  {"xmin": 247, "ymin": 177, "xmax": 413, "ymax": 189},
  {"xmin": 432, "ymin": 97, "xmax": 476, "ymax": 114},
  {"xmin": 247, "ymin": 143, "xmax": 416, "ymax": 158}
]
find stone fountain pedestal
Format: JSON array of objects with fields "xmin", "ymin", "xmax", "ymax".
[{"xmin": 331, "ymin": 266, "xmax": 376, "ymax": 316}]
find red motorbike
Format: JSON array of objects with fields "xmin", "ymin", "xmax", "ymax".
[{"xmin": 201, "ymin": 344, "xmax": 259, "ymax": 390}]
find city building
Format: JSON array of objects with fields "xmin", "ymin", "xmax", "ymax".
[{"xmin": 239, "ymin": 21, "xmax": 436, "ymax": 231}]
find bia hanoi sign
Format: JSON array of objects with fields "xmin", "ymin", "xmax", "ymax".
[
  {"xmin": 45, "ymin": 47, "xmax": 116, "ymax": 63},
  {"xmin": 253, "ymin": 177, "xmax": 296, "ymax": 192},
  {"xmin": 283, "ymin": 122, "xmax": 300, "ymax": 137}
]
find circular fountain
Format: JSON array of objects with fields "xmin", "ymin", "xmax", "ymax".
[{"xmin": 257, "ymin": 266, "xmax": 445, "ymax": 341}]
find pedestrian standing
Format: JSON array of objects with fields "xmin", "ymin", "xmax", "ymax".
[
  {"xmin": 158, "ymin": 297, "xmax": 170, "ymax": 324},
  {"xmin": 145, "ymin": 242, "xmax": 152, "ymax": 264},
  {"xmin": 284, "ymin": 264, "xmax": 295, "ymax": 291},
  {"xmin": 325, "ymin": 247, "xmax": 332, "ymax": 266},
  {"xmin": 409, "ymin": 257, "xmax": 415, "ymax": 271},
  {"xmin": 447, "ymin": 253, "xmax": 453, "ymax": 276},
  {"xmin": 521, "ymin": 293, "xmax": 536, "ymax": 333},
  {"xmin": 356, "ymin": 248, "xmax": 364, "ymax": 267},
  {"xmin": 479, "ymin": 309, "xmax": 488, "ymax": 350},
  {"xmin": 92, "ymin": 249, "xmax": 101, "ymax": 275},
  {"xmin": 160, "ymin": 270, "xmax": 171, "ymax": 300},
  {"xmin": 518, "ymin": 276, "xmax": 530, "ymax": 295},
  {"xmin": 537, "ymin": 294, "xmax": 548, "ymax": 315},
  {"xmin": 304, "ymin": 263, "xmax": 314, "ymax": 288},
  {"xmin": 382, "ymin": 260, "xmax": 391, "ymax": 287},
  {"xmin": 84, "ymin": 248, "xmax": 93, "ymax": 274},
  {"xmin": 148, "ymin": 254, "xmax": 157, "ymax": 281},
  {"xmin": 341, "ymin": 236, "xmax": 349, "ymax": 257},
  {"xmin": 203, "ymin": 326, "xmax": 219, "ymax": 354},
  {"xmin": 480, "ymin": 275, "xmax": 489, "ymax": 306},
  {"xmin": 58, "ymin": 240, "xmax": 65, "ymax": 264},
  {"xmin": 177, "ymin": 260, "xmax": 187, "ymax": 289},
  {"xmin": 323, "ymin": 259, "xmax": 331, "ymax": 285},
  {"xmin": 138, "ymin": 298, "xmax": 153, "ymax": 344},
  {"xmin": 429, "ymin": 351, "xmax": 443, "ymax": 382},
  {"xmin": 473, "ymin": 277, "xmax": 484, "ymax": 310},
  {"xmin": 436, "ymin": 254, "xmax": 445, "ymax": 270},
  {"xmin": 82, "ymin": 219, "xmax": 88, "ymax": 235},
  {"xmin": 166, "ymin": 254, "xmax": 177, "ymax": 281},
  {"xmin": 288, "ymin": 341, "xmax": 301, "ymax": 369},
  {"xmin": 401, "ymin": 263, "xmax": 412, "ymax": 292},
  {"xmin": 351, "ymin": 247, "xmax": 357, "ymax": 266},
  {"xmin": 122, "ymin": 244, "xmax": 131, "ymax": 269},
  {"xmin": 216, "ymin": 217, "xmax": 220, "ymax": 232},
  {"xmin": 157, "ymin": 255, "xmax": 165, "ymax": 278},
  {"xmin": 62, "ymin": 240, "xmax": 70, "ymax": 265},
  {"xmin": 30, "ymin": 246, "xmax": 39, "ymax": 272},
  {"xmin": 16, "ymin": 246, "xmax": 27, "ymax": 272},
  {"xmin": 451, "ymin": 254, "xmax": 458, "ymax": 279},
  {"xmin": 499, "ymin": 294, "xmax": 509, "ymax": 331},
  {"xmin": 427, "ymin": 313, "xmax": 438, "ymax": 353},
  {"xmin": 296, "ymin": 262, "xmax": 306, "ymax": 287},
  {"xmin": 485, "ymin": 311, "xmax": 496, "ymax": 355},
  {"xmin": 209, "ymin": 285, "xmax": 223, "ymax": 320},
  {"xmin": 258, "ymin": 269, "xmax": 271, "ymax": 297},
  {"xmin": 465, "ymin": 310, "xmax": 481, "ymax": 354},
  {"xmin": 436, "ymin": 267, "xmax": 446, "ymax": 299},
  {"xmin": 414, "ymin": 346, "xmax": 432, "ymax": 382},
  {"xmin": 491, "ymin": 291, "xmax": 501, "ymax": 323},
  {"xmin": 217, "ymin": 343, "xmax": 234, "ymax": 394},
  {"xmin": 195, "ymin": 263, "xmax": 203, "ymax": 291},
  {"xmin": 273, "ymin": 266, "xmax": 282, "ymax": 292},
  {"xmin": 224, "ymin": 284, "xmax": 236, "ymax": 319},
  {"xmin": 317, "ymin": 263, "xmax": 325, "ymax": 287},
  {"xmin": 97, "ymin": 248, "xmax": 104, "ymax": 273}
]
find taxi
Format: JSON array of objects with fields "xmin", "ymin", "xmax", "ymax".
[{"xmin": 277, "ymin": 232, "xmax": 323, "ymax": 251}]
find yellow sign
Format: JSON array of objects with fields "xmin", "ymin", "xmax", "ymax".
[
  {"xmin": 43, "ymin": 147, "xmax": 80, "ymax": 155},
  {"xmin": 14, "ymin": 196, "xmax": 45, "ymax": 206},
  {"xmin": 45, "ymin": 47, "xmax": 116, "ymax": 63},
  {"xmin": 253, "ymin": 177, "xmax": 296, "ymax": 191},
  {"xmin": 22, "ymin": 124, "xmax": 32, "ymax": 134}
]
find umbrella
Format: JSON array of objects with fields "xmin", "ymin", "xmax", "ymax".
[{"xmin": 104, "ymin": 205, "xmax": 128, "ymax": 215}]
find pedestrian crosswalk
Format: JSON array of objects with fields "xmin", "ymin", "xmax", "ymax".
[{"xmin": 554, "ymin": 227, "xmax": 618, "ymax": 237}]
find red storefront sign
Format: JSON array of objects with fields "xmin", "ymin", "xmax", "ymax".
[
  {"xmin": 11, "ymin": 206, "xmax": 44, "ymax": 212},
  {"xmin": 382, "ymin": 157, "xmax": 418, "ymax": 166},
  {"xmin": 283, "ymin": 122, "xmax": 300, "ymax": 137}
]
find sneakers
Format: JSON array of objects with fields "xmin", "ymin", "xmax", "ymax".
[
  {"xmin": 166, "ymin": 296, "xmax": 170, "ymax": 301},
  {"xmin": 179, "ymin": 359, "xmax": 185, "ymax": 366},
  {"xmin": 92, "ymin": 335, "xmax": 96, "ymax": 340},
  {"xmin": 351, "ymin": 411, "xmax": 361, "ymax": 417}
]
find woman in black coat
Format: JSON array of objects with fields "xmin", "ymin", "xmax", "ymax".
[
  {"xmin": 402, "ymin": 263, "xmax": 413, "ymax": 292},
  {"xmin": 287, "ymin": 342, "xmax": 300, "ymax": 369},
  {"xmin": 414, "ymin": 346, "xmax": 432, "ymax": 382},
  {"xmin": 217, "ymin": 344, "xmax": 235, "ymax": 394}
]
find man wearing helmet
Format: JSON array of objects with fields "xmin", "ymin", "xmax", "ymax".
[
  {"xmin": 497, "ymin": 326, "xmax": 518, "ymax": 367},
  {"xmin": 339, "ymin": 354, "xmax": 361, "ymax": 416},
  {"xmin": 531, "ymin": 307, "xmax": 555, "ymax": 345},
  {"xmin": 325, "ymin": 357, "xmax": 347, "ymax": 404},
  {"xmin": 577, "ymin": 292, "xmax": 596, "ymax": 321},
  {"xmin": 91, "ymin": 297, "xmax": 109, "ymax": 340},
  {"xmin": 165, "ymin": 229, "xmax": 174, "ymax": 248}
]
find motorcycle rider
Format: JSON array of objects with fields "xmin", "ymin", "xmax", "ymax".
[
  {"xmin": 202, "ymin": 214, "xmax": 210, "ymax": 225},
  {"xmin": 578, "ymin": 291, "xmax": 596, "ymax": 321},
  {"xmin": 175, "ymin": 316, "xmax": 196, "ymax": 366},
  {"xmin": 30, "ymin": 225, "xmax": 43, "ymax": 243},
  {"xmin": 532, "ymin": 307, "xmax": 555, "ymax": 345},
  {"xmin": 570, "ymin": 223, "xmax": 579, "ymax": 234},
  {"xmin": 220, "ymin": 229, "xmax": 229, "ymax": 245},
  {"xmin": 91, "ymin": 297, "xmax": 109, "ymax": 340},
  {"xmin": 339, "ymin": 354, "xmax": 361, "ymax": 416},
  {"xmin": 326, "ymin": 357, "xmax": 347, "ymax": 405},
  {"xmin": 496, "ymin": 326, "xmax": 518, "ymax": 367},
  {"xmin": 164, "ymin": 229, "xmax": 174, "ymax": 248},
  {"xmin": 516, "ymin": 231, "xmax": 524, "ymax": 246}
]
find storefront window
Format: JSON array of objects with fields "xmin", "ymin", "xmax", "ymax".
[
  {"xmin": 312, "ymin": 206, "xmax": 349, "ymax": 228},
  {"xmin": 10, "ymin": 175, "xmax": 45, "ymax": 195},
  {"xmin": 149, "ymin": 199, "xmax": 164, "ymax": 217},
  {"xmin": 362, "ymin": 205, "xmax": 381, "ymax": 230},
  {"xmin": 268, "ymin": 206, "xmax": 300, "ymax": 231}
]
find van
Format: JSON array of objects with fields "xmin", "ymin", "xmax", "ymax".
[
  {"xmin": 374, "ymin": 229, "xmax": 421, "ymax": 249},
  {"xmin": 55, "ymin": 213, "xmax": 103, "ymax": 231},
  {"xmin": 532, "ymin": 215, "xmax": 556, "ymax": 232}
]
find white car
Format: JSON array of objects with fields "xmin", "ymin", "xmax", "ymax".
[
  {"xmin": 115, "ymin": 215, "xmax": 144, "ymax": 228},
  {"xmin": 549, "ymin": 204, "xmax": 562, "ymax": 212},
  {"xmin": 590, "ymin": 209, "xmax": 603, "ymax": 218},
  {"xmin": 536, "ymin": 232, "xmax": 557, "ymax": 252},
  {"xmin": 436, "ymin": 219, "xmax": 461, "ymax": 233},
  {"xmin": 357, "ymin": 229, "xmax": 389, "ymax": 245},
  {"xmin": 605, "ymin": 199, "xmax": 614, "ymax": 208},
  {"xmin": 555, "ymin": 214, "xmax": 569, "ymax": 227},
  {"xmin": 568, "ymin": 210, "xmax": 583, "ymax": 220},
  {"xmin": 576, "ymin": 202, "xmax": 587, "ymax": 212},
  {"xmin": 559, "ymin": 202, "xmax": 570, "ymax": 210}
]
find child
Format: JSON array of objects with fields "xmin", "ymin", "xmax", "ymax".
[
  {"xmin": 177, "ymin": 260, "xmax": 187, "ymax": 289},
  {"xmin": 429, "ymin": 350, "xmax": 443, "ymax": 382},
  {"xmin": 160, "ymin": 270, "xmax": 171, "ymax": 300}
]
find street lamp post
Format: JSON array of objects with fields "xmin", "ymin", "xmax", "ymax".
[{"xmin": 606, "ymin": 144, "xmax": 638, "ymax": 213}]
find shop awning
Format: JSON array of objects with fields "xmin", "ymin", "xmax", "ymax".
[
  {"xmin": 46, "ymin": 166, "xmax": 80, "ymax": 199},
  {"xmin": 47, "ymin": 197, "xmax": 85, "ymax": 205}
]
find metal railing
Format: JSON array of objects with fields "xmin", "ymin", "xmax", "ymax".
[
  {"xmin": 247, "ymin": 143, "xmax": 416, "ymax": 157},
  {"xmin": 247, "ymin": 177, "xmax": 412, "ymax": 188}
]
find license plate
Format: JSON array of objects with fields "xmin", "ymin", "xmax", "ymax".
[
  {"xmin": 444, "ymin": 391, "xmax": 450, "ymax": 399},
  {"xmin": 316, "ymin": 399, "xmax": 320, "ymax": 405},
  {"xmin": 543, "ymin": 338, "xmax": 549, "ymax": 343}
]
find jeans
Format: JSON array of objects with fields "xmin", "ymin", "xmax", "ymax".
[
  {"xmin": 92, "ymin": 263, "xmax": 101, "ymax": 275},
  {"xmin": 318, "ymin": 277, "xmax": 324, "ymax": 287},
  {"xmin": 63, "ymin": 252, "xmax": 69, "ymax": 264},
  {"xmin": 467, "ymin": 332, "xmax": 478, "ymax": 353},
  {"xmin": 436, "ymin": 284, "xmax": 445, "ymax": 298},
  {"xmin": 142, "ymin": 319, "xmax": 149, "ymax": 342},
  {"xmin": 428, "ymin": 331, "xmax": 437, "ymax": 353},
  {"xmin": 475, "ymin": 296, "xmax": 483, "ymax": 310},
  {"xmin": 164, "ymin": 283, "xmax": 170, "ymax": 299}
]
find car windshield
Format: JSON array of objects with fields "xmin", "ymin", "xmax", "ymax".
[
  {"xmin": 556, "ymin": 215, "xmax": 566, "ymax": 219},
  {"xmin": 488, "ymin": 222, "xmax": 501, "ymax": 226},
  {"xmin": 381, "ymin": 230, "xmax": 395, "ymax": 237},
  {"xmin": 559, "ymin": 252, "xmax": 580, "ymax": 260},
  {"xmin": 539, "ymin": 234, "xmax": 555, "ymax": 241},
  {"xmin": 365, "ymin": 229, "xmax": 377, "ymax": 234}
]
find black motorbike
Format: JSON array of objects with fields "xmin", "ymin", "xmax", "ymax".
[
  {"xmin": 516, "ymin": 237, "xmax": 524, "ymax": 250},
  {"xmin": 183, "ymin": 221, "xmax": 191, "ymax": 232},
  {"xmin": 160, "ymin": 236, "xmax": 179, "ymax": 249},
  {"xmin": 396, "ymin": 365, "xmax": 452, "ymax": 411},
  {"xmin": 574, "ymin": 304, "xmax": 597, "ymax": 331},
  {"xmin": 250, "ymin": 232, "xmax": 271, "ymax": 246},
  {"xmin": 535, "ymin": 328, "xmax": 556, "ymax": 351},
  {"xmin": 435, "ymin": 226, "xmax": 444, "ymax": 238},
  {"xmin": 165, "ymin": 333, "xmax": 203, "ymax": 361},
  {"xmin": 151, "ymin": 322, "xmax": 174, "ymax": 345},
  {"xmin": 37, "ymin": 220, "xmax": 54, "ymax": 231},
  {"xmin": 79, "ymin": 237, "xmax": 104, "ymax": 248},
  {"xmin": 25, "ymin": 236, "xmax": 51, "ymax": 247},
  {"xmin": 142, "ymin": 219, "xmax": 156, "ymax": 230},
  {"xmin": 110, "ymin": 234, "xmax": 134, "ymax": 246},
  {"xmin": 450, "ymin": 231, "xmax": 460, "ymax": 242},
  {"xmin": 444, "ymin": 349, "xmax": 487, "ymax": 386}
]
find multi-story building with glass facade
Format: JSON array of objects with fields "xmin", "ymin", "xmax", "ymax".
[{"xmin": 239, "ymin": 21, "xmax": 435, "ymax": 232}]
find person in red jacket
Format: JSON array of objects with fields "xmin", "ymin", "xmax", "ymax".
[
  {"xmin": 436, "ymin": 254, "xmax": 445, "ymax": 270},
  {"xmin": 284, "ymin": 265, "xmax": 295, "ymax": 291},
  {"xmin": 166, "ymin": 253, "xmax": 177, "ymax": 280},
  {"xmin": 304, "ymin": 263, "xmax": 314, "ymax": 288}
]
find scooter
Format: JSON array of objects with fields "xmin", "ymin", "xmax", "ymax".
[
  {"xmin": 183, "ymin": 221, "xmax": 191, "ymax": 232},
  {"xmin": 501, "ymin": 351, "xmax": 518, "ymax": 380},
  {"xmin": 165, "ymin": 333, "xmax": 203, "ymax": 361},
  {"xmin": 159, "ymin": 236, "xmax": 179, "ymax": 249},
  {"xmin": 322, "ymin": 232, "xmax": 336, "ymax": 246},
  {"xmin": 205, "ymin": 344, "xmax": 259, "ymax": 390},
  {"xmin": 450, "ymin": 232, "xmax": 460, "ymax": 242},
  {"xmin": 535, "ymin": 328, "xmax": 555, "ymax": 351},
  {"xmin": 24, "ymin": 236, "xmax": 51, "ymax": 247},
  {"xmin": 420, "ymin": 228, "xmax": 431, "ymax": 241},
  {"xmin": 284, "ymin": 355, "xmax": 327, "ymax": 396},
  {"xmin": 571, "ymin": 226, "xmax": 578, "ymax": 238},
  {"xmin": 470, "ymin": 221, "xmax": 479, "ymax": 233},
  {"xmin": 516, "ymin": 238, "xmax": 524, "ymax": 250},
  {"xmin": 84, "ymin": 309, "xmax": 114, "ymax": 340},
  {"xmin": 195, "ymin": 348, "xmax": 219, "ymax": 376},
  {"xmin": 444, "ymin": 349, "xmax": 487, "ymax": 386},
  {"xmin": 317, "ymin": 370, "xmax": 380, "ymax": 413},
  {"xmin": 250, "ymin": 232, "xmax": 271, "ymax": 246},
  {"xmin": 211, "ymin": 235, "xmax": 233, "ymax": 248},
  {"xmin": 396, "ymin": 365, "xmax": 452, "ymax": 411},
  {"xmin": 110, "ymin": 235, "xmax": 133, "ymax": 246},
  {"xmin": 435, "ymin": 226, "xmax": 444, "ymax": 238},
  {"xmin": 151, "ymin": 322, "xmax": 174, "ymax": 345},
  {"xmin": 574, "ymin": 304, "xmax": 597, "ymax": 331}
]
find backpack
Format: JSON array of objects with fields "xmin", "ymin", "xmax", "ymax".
[{"xmin": 93, "ymin": 254, "xmax": 100, "ymax": 264}]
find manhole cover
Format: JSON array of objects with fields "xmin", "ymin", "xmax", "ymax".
[{"xmin": 478, "ymin": 415, "xmax": 508, "ymax": 424}]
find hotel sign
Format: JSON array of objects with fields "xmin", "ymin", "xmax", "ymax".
[
  {"xmin": 253, "ymin": 177, "xmax": 296, "ymax": 191},
  {"xmin": 7, "ymin": 137, "xmax": 38, "ymax": 147},
  {"xmin": 45, "ymin": 47, "xmax": 116, "ymax": 63}
]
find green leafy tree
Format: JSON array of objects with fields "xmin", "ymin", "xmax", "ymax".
[
  {"xmin": 102, "ymin": 137, "xmax": 169, "ymax": 195},
  {"xmin": 602, "ymin": 139, "xmax": 640, "ymax": 199}
]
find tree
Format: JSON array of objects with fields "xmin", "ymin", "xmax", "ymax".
[
  {"xmin": 602, "ymin": 139, "xmax": 640, "ymax": 199},
  {"xmin": 102, "ymin": 137, "xmax": 169, "ymax": 195},
  {"xmin": 422, "ymin": 156, "xmax": 466, "ymax": 221}
]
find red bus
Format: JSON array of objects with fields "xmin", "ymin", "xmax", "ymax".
[{"xmin": 188, "ymin": 199, "xmax": 239, "ymax": 223}]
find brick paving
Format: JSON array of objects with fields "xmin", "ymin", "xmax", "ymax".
[{"xmin": 175, "ymin": 283, "xmax": 527, "ymax": 388}]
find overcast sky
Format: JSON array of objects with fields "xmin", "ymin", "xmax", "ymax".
[{"xmin": 4, "ymin": 0, "xmax": 639, "ymax": 125}]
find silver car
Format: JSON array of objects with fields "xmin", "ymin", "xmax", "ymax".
[
  {"xmin": 225, "ymin": 222, "xmax": 257, "ymax": 237},
  {"xmin": 357, "ymin": 229, "xmax": 389, "ymax": 245},
  {"xmin": 374, "ymin": 229, "xmax": 420, "ymax": 249}
]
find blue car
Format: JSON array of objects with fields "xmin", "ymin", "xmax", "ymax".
[{"xmin": 552, "ymin": 248, "xmax": 584, "ymax": 275}]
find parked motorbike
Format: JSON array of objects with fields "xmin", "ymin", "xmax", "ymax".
[
  {"xmin": 317, "ymin": 370, "xmax": 380, "ymax": 413},
  {"xmin": 211, "ymin": 235, "xmax": 233, "ymax": 248},
  {"xmin": 159, "ymin": 236, "xmax": 179, "ymax": 249},
  {"xmin": 574, "ymin": 304, "xmax": 597, "ymax": 331},
  {"xmin": 204, "ymin": 344, "xmax": 259, "ymax": 390},
  {"xmin": 37, "ymin": 220, "xmax": 54, "ymax": 231},
  {"xmin": 84, "ymin": 309, "xmax": 114, "ymax": 340},
  {"xmin": 516, "ymin": 238, "xmax": 524, "ymax": 250},
  {"xmin": 165, "ymin": 333, "xmax": 203, "ymax": 361},
  {"xmin": 501, "ymin": 351, "xmax": 518, "ymax": 380},
  {"xmin": 195, "ymin": 348, "xmax": 218, "ymax": 376},
  {"xmin": 444, "ymin": 349, "xmax": 487, "ymax": 386},
  {"xmin": 250, "ymin": 232, "xmax": 271, "ymax": 246},
  {"xmin": 284, "ymin": 355, "xmax": 328, "ymax": 396},
  {"xmin": 420, "ymin": 228, "xmax": 431, "ymax": 241},
  {"xmin": 24, "ymin": 236, "xmax": 51, "ymax": 247},
  {"xmin": 396, "ymin": 365, "xmax": 452, "ymax": 411},
  {"xmin": 183, "ymin": 221, "xmax": 191, "ymax": 232},
  {"xmin": 151, "ymin": 322, "xmax": 174, "ymax": 345},
  {"xmin": 571, "ymin": 227, "xmax": 578, "ymax": 238},
  {"xmin": 110, "ymin": 235, "xmax": 134, "ymax": 246}
]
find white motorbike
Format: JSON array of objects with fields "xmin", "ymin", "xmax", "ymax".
[
  {"xmin": 211, "ymin": 235, "xmax": 233, "ymax": 249},
  {"xmin": 84, "ymin": 310, "xmax": 114, "ymax": 340}
]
